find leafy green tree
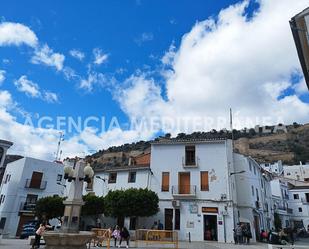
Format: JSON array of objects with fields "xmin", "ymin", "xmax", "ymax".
[
  {"xmin": 104, "ymin": 188, "xmax": 159, "ymax": 219},
  {"xmin": 81, "ymin": 194, "xmax": 105, "ymax": 222},
  {"xmin": 35, "ymin": 196, "xmax": 65, "ymax": 221}
]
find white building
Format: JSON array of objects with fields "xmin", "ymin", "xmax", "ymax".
[
  {"xmin": 260, "ymin": 161, "xmax": 283, "ymax": 176},
  {"xmin": 270, "ymin": 178, "xmax": 292, "ymax": 228},
  {"xmin": 0, "ymin": 157, "xmax": 64, "ymax": 238},
  {"xmin": 287, "ymin": 184, "xmax": 309, "ymax": 230},
  {"xmin": 234, "ymin": 154, "xmax": 273, "ymax": 241},
  {"xmin": 283, "ymin": 163, "xmax": 309, "ymax": 181},
  {"xmin": 0, "ymin": 139, "xmax": 13, "ymax": 183},
  {"xmin": 149, "ymin": 138, "xmax": 236, "ymax": 243}
]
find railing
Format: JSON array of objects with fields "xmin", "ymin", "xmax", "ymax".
[
  {"xmin": 182, "ymin": 157, "xmax": 199, "ymax": 167},
  {"xmin": 19, "ymin": 202, "xmax": 36, "ymax": 212},
  {"xmin": 91, "ymin": 228, "xmax": 111, "ymax": 249},
  {"xmin": 25, "ymin": 179, "xmax": 47, "ymax": 190},
  {"xmin": 135, "ymin": 229, "xmax": 178, "ymax": 249},
  {"xmin": 171, "ymin": 185, "xmax": 196, "ymax": 196}
]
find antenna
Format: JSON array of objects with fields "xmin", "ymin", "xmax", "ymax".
[
  {"xmin": 230, "ymin": 108, "xmax": 234, "ymax": 149},
  {"xmin": 55, "ymin": 132, "xmax": 64, "ymax": 161}
]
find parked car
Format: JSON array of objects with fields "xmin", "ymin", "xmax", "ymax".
[{"xmin": 20, "ymin": 226, "xmax": 36, "ymax": 239}]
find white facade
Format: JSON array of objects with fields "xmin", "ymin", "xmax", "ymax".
[
  {"xmin": 261, "ymin": 161, "xmax": 283, "ymax": 176},
  {"xmin": 288, "ymin": 186, "xmax": 309, "ymax": 229},
  {"xmin": 283, "ymin": 163, "xmax": 309, "ymax": 181},
  {"xmin": 0, "ymin": 157, "xmax": 64, "ymax": 238},
  {"xmin": 270, "ymin": 178, "xmax": 292, "ymax": 228},
  {"xmin": 149, "ymin": 139, "xmax": 236, "ymax": 243},
  {"xmin": 234, "ymin": 154, "xmax": 273, "ymax": 241}
]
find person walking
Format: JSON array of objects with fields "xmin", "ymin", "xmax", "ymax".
[
  {"xmin": 32, "ymin": 222, "xmax": 52, "ymax": 249},
  {"xmin": 112, "ymin": 225, "xmax": 121, "ymax": 247},
  {"xmin": 235, "ymin": 223, "xmax": 243, "ymax": 244},
  {"xmin": 118, "ymin": 227, "xmax": 130, "ymax": 248},
  {"xmin": 243, "ymin": 224, "xmax": 252, "ymax": 244}
]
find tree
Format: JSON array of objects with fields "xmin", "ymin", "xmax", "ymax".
[
  {"xmin": 81, "ymin": 194, "xmax": 105, "ymax": 222},
  {"xmin": 35, "ymin": 196, "xmax": 65, "ymax": 221},
  {"xmin": 104, "ymin": 188, "xmax": 159, "ymax": 219}
]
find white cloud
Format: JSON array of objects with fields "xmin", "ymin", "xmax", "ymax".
[
  {"xmin": 134, "ymin": 32, "xmax": 154, "ymax": 46},
  {"xmin": 0, "ymin": 22, "xmax": 38, "ymax": 47},
  {"xmin": 14, "ymin": 75, "xmax": 59, "ymax": 103},
  {"xmin": 79, "ymin": 71, "xmax": 106, "ymax": 92},
  {"xmin": 14, "ymin": 75, "xmax": 40, "ymax": 97},
  {"xmin": 43, "ymin": 91, "xmax": 59, "ymax": 103},
  {"xmin": 69, "ymin": 49, "xmax": 85, "ymax": 61},
  {"xmin": 93, "ymin": 48, "xmax": 108, "ymax": 65},
  {"xmin": 114, "ymin": 0, "xmax": 309, "ymax": 134},
  {"xmin": 0, "ymin": 70, "xmax": 5, "ymax": 85},
  {"xmin": 0, "ymin": 90, "xmax": 151, "ymax": 160},
  {"xmin": 31, "ymin": 44, "xmax": 65, "ymax": 71}
]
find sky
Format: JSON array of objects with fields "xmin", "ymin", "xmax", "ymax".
[{"xmin": 0, "ymin": 0, "xmax": 309, "ymax": 160}]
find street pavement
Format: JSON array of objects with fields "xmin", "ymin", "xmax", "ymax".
[{"xmin": 0, "ymin": 238, "xmax": 308, "ymax": 249}]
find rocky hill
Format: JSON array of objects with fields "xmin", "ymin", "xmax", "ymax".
[{"xmin": 87, "ymin": 123, "xmax": 309, "ymax": 169}]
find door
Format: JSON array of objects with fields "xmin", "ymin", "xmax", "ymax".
[
  {"xmin": 16, "ymin": 214, "xmax": 35, "ymax": 237},
  {"xmin": 164, "ymin": 209, "xmax": 173, "ymax": 230},
  {"xmin": 254, "ymin": 215, "xmax": 260, "ymax": 241},
  {"xmin": 30, "ymin": 172, "xmax": 43, "ymax": 188},
  {"xmin": 204, "ymin": 215, "xmax": 218, "ymax": 241},
  {"xmin": 179, "ymin": 172, "xmax": 190, "ymax": 194}
]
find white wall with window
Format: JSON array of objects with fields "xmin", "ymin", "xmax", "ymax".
[
  {"xmin": 0, "ymin": 157, "xmax": 64, "ymax": 238},
  {"xmin": 288, "ymin": 186, "xmax": 309, "ymax": 229}
]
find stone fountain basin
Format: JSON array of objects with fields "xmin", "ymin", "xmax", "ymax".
[{"xmin": 43, "ymin": 231, "xmax": 93, "ymax": 249}]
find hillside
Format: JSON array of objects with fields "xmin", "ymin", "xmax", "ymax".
[{"xmin": 87, "ymin": 123, "xmax": 309, "ymax": 169}]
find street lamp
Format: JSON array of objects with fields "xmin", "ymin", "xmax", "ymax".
[
  {"xmin": 96, "ymin": 175, "xmax": 106, "ymax": 182},
  {"xmin": 63, "ymin": 163, "xmax": 94, "ymax": 183},
  {"xmin": 230, "ymin": 170, "xmax": 246, "ymax": 176}
]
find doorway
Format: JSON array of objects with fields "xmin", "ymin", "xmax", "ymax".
[
  {"xmin": 178, "ymin": 172, "xmax": 190, "ymax": 194},
  {"xmin": 204, "ymin": 215, "xmax": 217, "ymax": 241},
  {"xmin": 254, "ymin": 215, "xmax": 260, "ymax": 241},
  {"xmin": 164, "ymin": 209, "xmax": 173, "ymax": 230}
]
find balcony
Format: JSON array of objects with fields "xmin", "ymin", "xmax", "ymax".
[
  {"xmin": 182, "ymin": 157, "xmax": 199, "ymax": 168},
  {"xmin": 172, "ymin": 185, "xmax": 196, "ymax": 198},
  {"xmin": 19, "ymin": 202, "xmax": 36, "ymax": 212},
  {"xmin": 25, "ymin": 179, "xmax": 47, "ymax": 190}
]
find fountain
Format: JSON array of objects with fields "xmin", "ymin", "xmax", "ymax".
[{"xmin": 43, "ymin": 159, "xmax": 95, "ymax": 249}]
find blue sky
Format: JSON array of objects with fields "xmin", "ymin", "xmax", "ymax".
[{"xmin": 0, "ymin": 0, "xmax": 309, "ymax": 159}]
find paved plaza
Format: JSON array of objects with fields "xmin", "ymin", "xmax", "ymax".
[{"xmin": 0, "ymin": 238, "xmax": 309, "ymax": 249}]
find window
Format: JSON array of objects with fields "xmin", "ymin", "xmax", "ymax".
[
  {"xmin": 253, "ymin": 166, "xmax": 256, "ymax": 175},
  {"xmin": 26, "ymin": 194, "xmax": 38, "ymax": 204},
  {"xmin": 57, "ymin": 174, "xmax": 62, "ymax": 182},
  {"xmin": 29, "ymin": 171, "xmax": 43, "ymax": 189},
  {"xmin": 306, "ymin": 193, "xmax": 309, "ymax": 202},
  {"xmin": 200, "ymin": 171, "xmax": 209, "ymax": 191},
  {"xmin": 175, "ymin": 209, "xmax": 180, "ymax": 230},
  {"xmin": 249, "ymin": 161, "xmax": 252, "ymax": 171},
  {"xmin": 0, "ymin": 194, "xmax": 4, "ymax": 205},
  {"xmin": 4, "ymin": 174, "xmax": 9, "ymax": 184},
  {"xmin": 108, "ymin": 172, "xmax": 117, "ymax": 184},
  {"xmin": 128, "ymin": 172, "xmax": 136, "ymax": 183},
  {"xmin": 0, "ymin": 217, "xmax": 6, "ymax": 229},
  {"xmin": 185, "ymin": 146, "xmax": 196, "ymax": 165},
  {"xmin": 161, "ymin": 172, "xmax": 170, "ymax": 191},
  {"xmin": 251, "ymin": 186, "xmax": 254, "ymax": 196},
  {"xmin": 287, "ymin": 172, "xmax": 291, "ymax": 176},
  {"xmin": 294, "ymin": 194, "xmax": 299, "ymax": 199},
  {"xmin": 299, "ymin": 207, "xmax": 303, "ymax": 212},
  {"xmin": 129, "ymin": 217, "xmax": 137, "ymax": 230},
  {"xmin": 256, "ymin": 188, "xmax": 259, "ymax": 201}
]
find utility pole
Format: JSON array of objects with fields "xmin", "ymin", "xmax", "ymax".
[{"xmin": 55, "ymin": 132, "xmax": 64, "ymax": 161}]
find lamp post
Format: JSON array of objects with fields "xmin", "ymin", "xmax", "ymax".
[
  {"xmin": 61, "ymin": 160, "xmax": 94, "ymax": 233},
  {"xmin": 44, "ymin": 159, "xmax": 95, "ymax": 249}
]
